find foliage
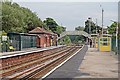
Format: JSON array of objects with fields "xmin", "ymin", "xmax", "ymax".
[
  {"xmin": 75, "ymin": 26, "xmax": 84, "ymax": 31},
  {"xmin": 107, "ymin": 22, "xmax": 117, "ymax": 35},
  {"xmin": 43, "ymin": 18, "xmax": 58, "ymax": 32},
  {"xmin": 119, "ymin": 23, "xmax": 120, "ymax": 38},
  {"xmin": 2, "ymin": 2, "xmax": 43, "ymax": 33},
  {"xmin": 55, "ymin": 26, "xmax": 66, "ymax": 37},
  {"xmin": 69, "ymin": 35, "xmax": 85, "ymax": 44},
  {"xmin": 43, "ymin": 17, "xmax": 66, "ymax": 36},
  {"xmin": 63, "ymin": 36, "xmax": 71, "ymax": 45},
  {"xmin": 84, "ymin": 19, "xmax": 102, "ymax": 34},
  {"xmin": 2, "ymin": 2, "xmax": 66, "ymax": 35}
]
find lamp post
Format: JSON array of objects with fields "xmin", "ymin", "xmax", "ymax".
[
  {"xmin": 88, "ymin": 17, "xmax": 92, "ymax": 47},
  {"xmin": 88, "ymin": 17, "xmax": 92, "ymax": 36},
  {"xmin": 110, "ymin": 20, "xmax": 118, "ymax": 54}
]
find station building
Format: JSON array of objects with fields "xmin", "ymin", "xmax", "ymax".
[
  {"xmin": 29, "ymin": 27, "xmax": 57, "ymax": 48},
  {"xmin": 5, "ymin": 27, "xmax": 57, "ymax": 52}
]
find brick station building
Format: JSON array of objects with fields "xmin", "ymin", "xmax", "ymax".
[{"xmin": 29, "ymin": 27, "xmax": 57, "ymax": 48}]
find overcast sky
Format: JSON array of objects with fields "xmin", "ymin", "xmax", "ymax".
[{"xmin": 12, "ymin": 0, "xmax": 118, "ymax": 31}]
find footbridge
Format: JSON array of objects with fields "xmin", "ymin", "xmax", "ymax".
[{"xmin": 58, "ymin": 31, "xmax": 91, "ymax": 40}]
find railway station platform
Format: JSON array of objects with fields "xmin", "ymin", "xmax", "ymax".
[
  {"xmin": 43, "ymin": 45, "xmax": 118, "ymax": 79},
  {"xmin": 79, "ymin": 48, "xmax": 118, "ymax": 78},
  {"xmin": 0, "ymin": 45, "xmax": 64, "ymax": 59}
]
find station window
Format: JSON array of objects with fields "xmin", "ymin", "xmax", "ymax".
[
  {"xmin": 103, "ymin": 42, "xmax": 108, "ymax": 46},
  {"xmin": 100, "ymin": 37, "xmax": 110, "ymax": 46}
]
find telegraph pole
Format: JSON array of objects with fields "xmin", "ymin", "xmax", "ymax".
[
  {"xmin": 102, "ymin": 8, "xmax": 104, "ymax": 37},
  {"xmin": 100, "ymin": 5, "xmax": 104, "ymax": 37}
]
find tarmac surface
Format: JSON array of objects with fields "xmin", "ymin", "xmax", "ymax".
[{"xmin": 43, "ymin": 45, "xmax": 88, "ymax": 79}]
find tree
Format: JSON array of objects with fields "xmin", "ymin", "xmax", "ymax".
[
  {"xmin": 43, "ymin": 18, "xmax": 58, "ymax": 33},
  {"xmin": 63, "ymin": 36, "xmax": 71, "ymax": 45},
  {"xmin": 55, "ymin": 26, "xmax": 66, "ymax": 37},
  {"xmin": 2, "ymin": 2, "xmax": 43, "ymax": 33},
  {"xmin": 73, "ymin": 36, "xmax": 79, "ymax": 44},
  {"xmin": 70, "ymin": 35, "xmax": 85, "ymax": 44},
  {"xmin": 75, "ymin": 26, "xmax": 84, "ymax": 31},
  {"xmin": 43, "ymin": 17, "xmax": 66, "ymax": 35},
  {"xmin": 84, "ymin": 19, "xmax": 102, "ymax": 34},
  {"xmin": 107, "ymin": 22, "xmax": 117, "ymax": 35},
  {"xmin": 2, "ymin": 1, "xmax": 66, "ymax": 34}
]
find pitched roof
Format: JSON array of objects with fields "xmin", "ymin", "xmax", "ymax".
[
  {"xmin": 29, "ymin": 27, "xmax": 57, "ymax": 36},
  {"xmin": 29, "ymin": 27, "xmax": 45, "ymax": 33}
]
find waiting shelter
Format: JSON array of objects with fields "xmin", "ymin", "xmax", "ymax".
[
  {"xmin": 7, "ymin": 32, "xmax": 37, "ymax": 51},
  {"xmin": 98, "ymin": 34, "xmax": 112, "ymax": 52}
]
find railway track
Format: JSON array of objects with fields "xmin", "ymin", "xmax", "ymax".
[
  {"xmin": 1, "ymin": 45, "xmax": 82, "ymax": 80},
  {"xmin": 1, "ymin": 47, "xmax": 67, "ymax": 71},
  {"xmin": 28, "ymin": 47, "xmax": 80, "ymax": 80},
  {"xmin": 1, "ymin": 46, "xmax": 67, "ymax": 77}
]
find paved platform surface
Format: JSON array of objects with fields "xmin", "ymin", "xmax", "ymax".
[
  {"xmin": 79, "ymin": 48, "xmax": 118, "ymax": 78},
  {"xmin": 43, "ymin": 45, "xmax": 88, "ymax": 79}
]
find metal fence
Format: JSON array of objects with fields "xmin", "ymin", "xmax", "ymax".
[{"xmin": 111, "ymin": 37, "xmax": 120, "ymax": 54}]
